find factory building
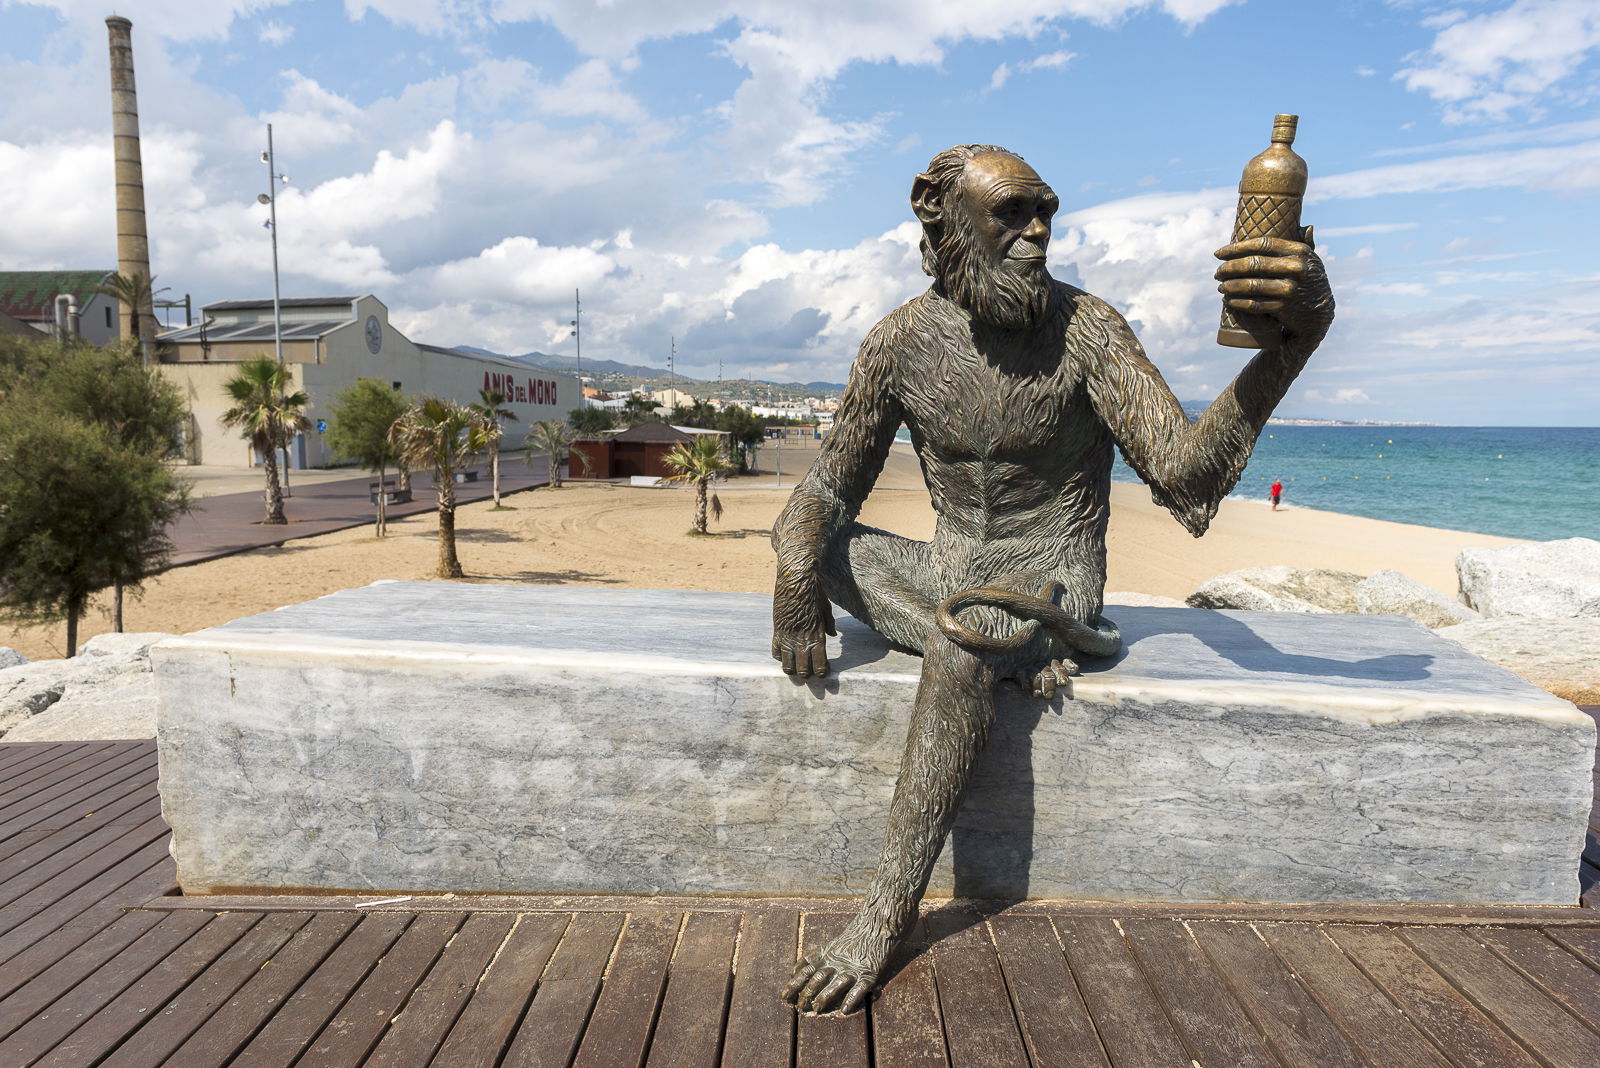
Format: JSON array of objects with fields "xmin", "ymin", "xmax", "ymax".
[
  {"xmin": 156, "ymin": 294, "xmax": 577, "ymax": 469},
  {"xmin": 0, "ymin": 270, "xmax": 122, "ymax": 345}
]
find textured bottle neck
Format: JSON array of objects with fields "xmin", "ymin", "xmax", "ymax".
[{"xmin": 1271, "ymin": 114, "xmax": 1298, "ymax": 145}]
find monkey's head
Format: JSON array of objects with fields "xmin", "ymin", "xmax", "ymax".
[{"xmin": 913, "ymin": 145, "xmax": 1060, "ymax": 330}]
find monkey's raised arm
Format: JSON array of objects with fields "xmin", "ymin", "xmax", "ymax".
[
  {"xmin": 1081, "ymin": 268, "xmax": 1332, "ymax": 537},
  {"xmin": 771, "ymin": 324, "xmax": 905, "ymax": 676}
]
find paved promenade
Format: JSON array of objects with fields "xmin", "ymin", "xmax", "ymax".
[{"xmin": 168, "ymin": 457, "xmax": 552, "ymax": 568}]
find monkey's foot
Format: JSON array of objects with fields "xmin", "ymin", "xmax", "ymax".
[
  {"xmin": 1027, "ymin": 656, "xmax": 1079, "ymax": 699},
  {"xmin": 780, "ymin": 919, "xmax": 896, "ymax": 1015}
]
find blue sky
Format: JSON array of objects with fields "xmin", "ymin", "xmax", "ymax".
[{"xmin": 0, "ymin": 0, "xmax": 1596, "ymax": 424}]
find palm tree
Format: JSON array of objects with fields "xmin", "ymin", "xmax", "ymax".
[
  {"xmin": 390, "ymin": 396, "xmax": 474, "ymax": 578},
  {"xmin": 526, "ymin": 419, "xmax": 587, "ymax": 489},
  {"xmin": 219, "ymin": 356, "xmax": 310, "ymax": 524},
  {"xmin": 468, "ymin": 388, "xmax": 518, "ymax": 507},
  {"xmin": 94, "ymin": 271, "xmax": 166, "ymax": 367},
  {"xmin": 662, "ymin": 435, "xmax": 732, "ymax": 534}
]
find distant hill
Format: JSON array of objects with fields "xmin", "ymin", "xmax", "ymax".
[{"xmin": 453, "ymin": 345, "xmax": 847, "ymax": 397}]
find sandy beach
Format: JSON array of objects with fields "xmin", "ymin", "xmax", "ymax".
[{"xmin": 2, "ymin": 438, "xmax": 1523, "ymax": 661}]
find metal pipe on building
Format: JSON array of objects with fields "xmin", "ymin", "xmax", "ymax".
[
  {"xmin": 105, "ymin": 16, "xmax": 156, "ymax": 364},
  {"xmin": 53, "ymin": 294, "xmax": 79, "ymax": 343}
]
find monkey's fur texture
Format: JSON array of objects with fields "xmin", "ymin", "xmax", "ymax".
[{"xmin": 773, "ymin": 144, "xmax": 1334, "ymax": 1014}]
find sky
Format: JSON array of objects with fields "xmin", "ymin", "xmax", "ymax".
[{"xmin": 0, "ymin": 0, "xmax": 1596, "ymax": 425}]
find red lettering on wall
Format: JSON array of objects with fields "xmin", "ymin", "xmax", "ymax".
[{"xmin": 483, "ymin": 371, "xmax": 492, "ymax": 392}]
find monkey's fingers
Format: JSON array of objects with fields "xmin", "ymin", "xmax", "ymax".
[
  {"xmin": 1213, "ymin": 236, "xmax": 1310, "ymax": 260},
  {"xmin": 796, "ymin": 966, "xmax": 837, "ymax": 1011},
  {"xmin": 810, "ymin": 972, "xmax": 858, "ymax": 1014},
  {"xmin": 1218, "ymin": 278, "xmax": 1295, "ymax": 299},
  {"xmin": 781, "ymin": 958, "xmax": 821, "ymax": 1003},
  {"xmin": 805, "ymin": 644, "xmax": 830, "ymax": 678},
  {"xmin": 839, "ymin": 977, "xmax": 875, "ymax": 1015},
  {"xmin": 1213, "ymin": 255, "xmax": 1305, "ymax": 281},
  {"xmin": 1224, "ymin": 298, "xmax": 1288, "ymax": 315}
]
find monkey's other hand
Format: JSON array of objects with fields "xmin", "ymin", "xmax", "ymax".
[
  {"xmin": 781, "ymin": 931, "xmax": 888, "ymax": 1015},
  {"xmin": 1213, "ymin": 231, "xmax": 1335, "ymax": 347},
  {"xmin": 1028, "ymin": 656, "xmax": 1079, "ymax": 699},
  {"xmin": 771, "ymin": 579, "xmax": 836, "ymax": 678}
]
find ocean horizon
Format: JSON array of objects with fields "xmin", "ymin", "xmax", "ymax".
[{"xmin": 891, "ymin": 425, "xmax": 1599, "ymax": 542}]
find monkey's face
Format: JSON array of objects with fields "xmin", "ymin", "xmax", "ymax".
[{"xmin": 939, "ymin": 153, "xmax": 1060, "ymax": 329}]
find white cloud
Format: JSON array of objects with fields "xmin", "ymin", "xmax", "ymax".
[
  {"xmin": 1303, "ymin": 388, "xmax": 1372, "ymax": 404},
  {"xmin": 1396, "ymin": 0, "xmax": 1600, "ymax": 122},
  {"xmin": 1318, "ymin": 222, "xmax": 1418, "ymax": 237},
  {"xmin": 258, "ymin": 19, "xmax": 294, "ymax": 45},
  {"xmin": 1354, "ymin": 65, "xmax": 1377, "ymax": 77}
]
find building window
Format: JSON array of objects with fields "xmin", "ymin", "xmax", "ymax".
[
  {"xmin": 105, "ymin": 305, "xmax": 113, "ymax": 328},
  {"xmin": 392, "ymin": 381, "xmax": 402, "ymax": 390}
]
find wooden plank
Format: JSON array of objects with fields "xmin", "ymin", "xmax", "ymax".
[
  {"xmin": 501, "ymin": 911, "xmax": 626, "ymax": 1068},
  {"xmin": 646, "ymin": 911, "xmax": 742, "ymax": 1068},
  {"xmin": 1549, "ymin": 927, "xmax": 1600, "ymax": 968},
  {"xmin": 232, "ymin": 911, "xmax": 414, "ymax": 1068},
  {"xmin": 795, "ymin": 912, "xmax": 868, "ymax": 1068},
  {"xmin": 1052, "ymin": 916, "xmax": 1191, "ymax": 1068},
  {"xmin": 31, "ymin": 910, "xmax": 261, "ymax": 1067},
  {"xmin": 1477, "ymin": 927, "xmax": 1600, "ymax": 1031},
  {"xmin": 364, "ymin": 911, "xmax": 518, "ymax": 1068},
  {"xmin": 1256, "ymin": 922, "xmax": 1451, "ymax": 1067},
  {"xmin": 0, "ymin": 909, "xmax": 167, "ymax": 1038},
  {"xmin": 431, "ymin": 912, "xmax": 570, "ymax": 1068},
  {"xmin": 1187, "ymin": 921, "xmax": 1368, "ymax": 1068},
  {"xmin": 1327, "ymin": 924, "xmax": 1539, "ymax": 1068},
  {"xmin": 96, "ymin": 911, "xmax": 314, "ymax": 1068},
  {"xmin": 868, "ymin": 916, "xmax": 949, "ymax": 1068},
  {"xmin": 0, "ymin": 748, "xmax": 154, "ymax": 842},
  {"xmin": 95, "ymin": 851, "xmax": 179, "ymax": 909},
  {"xmin": 162, "ymin": 911, "xmax": 362, "ymax": 1068},
  {"xmin": 0, "ymin": 811, "xmax": 170, "ymax": 914},
  {"xmin": 1120, "ymin": 918, "xmax": 1276, "ymax": 1068},
  {"xmin": 301, "ymin": 911, "xmax": 466, "ymax": 1068},
  {"xmin": 0, "ymin": 743, "xmax": 96, "ymax": 793},
  {"xmin": 1401, "ymin": 925, "xmax": 1600, "ymax": 1064},
  {"xmin": 0, "ymin": 741, "xmax": 69, "ymax": 776},
  {"xmin": 0, "ymin": 907, "xmax": 216, "ymax": 1065},
  {"xmin": 0, "ymin": 795, "xmax": 162, "ymax": 898},
  {"xmin": 0, "ymin": 758, "xmax": 158, "ymax": 857},
  {"xmin": 720, "ymin": 907, "xmax": 797, "ymax": 1068},
  {"xmin": 572, "ymin": 911, "xmax": 683, "ymax": 1068},
  {"xmin": 0, "ymin": 743, "xmax": 115, "ymax": 804},
  {"xmin": 924, "ymin": 910, "xmax": 1027, "ymax": 1068},
  {"xmin": 0, "ymin": 743, "xmax": 143, "ymax": 819},
  {"xmin": 0, "ymin": 836, "xmax": 174, "ymax": 966}
]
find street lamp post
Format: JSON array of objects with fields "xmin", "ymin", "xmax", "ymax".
[{"xmin": 258, "ymin": 125, "xmax": 293, "ymax": 492}]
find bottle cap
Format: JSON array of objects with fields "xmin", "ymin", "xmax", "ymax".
[{"xmin": 1271, "ymin": 114, "xmax": 1299, "ymax": 145}]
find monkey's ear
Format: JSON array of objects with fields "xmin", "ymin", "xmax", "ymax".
[{"xmin": 910, "ymin": 173, "xmax": 943, "ymax": 224}]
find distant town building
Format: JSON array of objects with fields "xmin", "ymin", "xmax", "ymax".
[
  {"xmin": 0, "ymin": 270, "xmax": 121, "ymax": 345},
  {"xmin": 651, "ymin": 387, "xmax": 697, "ymax": 410},
  {"xmin": 155, "ymin": 294, "xmax": 577, "ymax": 469}
]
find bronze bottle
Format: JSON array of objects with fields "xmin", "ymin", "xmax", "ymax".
[{"xmin": 1217, "ymin": 114, "xmax": 1307, "ymax": 348}]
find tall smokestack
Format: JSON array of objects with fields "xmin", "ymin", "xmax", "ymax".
[{"xmin": 106, "ymin": 15, "xmax": 156, "ymax": 362}]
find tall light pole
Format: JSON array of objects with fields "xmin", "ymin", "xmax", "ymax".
[
  {"xmin": 569, "ymin": 288, "xmax": 582, "ymax": 380},
  {"xmin": 258, "ymin": 125, "xmax": 293, "ymax": 491}
]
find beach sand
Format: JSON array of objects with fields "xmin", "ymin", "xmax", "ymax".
[{"xmin": 2, "ymin": 438, "xmax": 1522, "ymax": 661}]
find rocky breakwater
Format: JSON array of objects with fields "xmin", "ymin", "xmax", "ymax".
[
  {"xmin": 1185, "ymin": 538, "xmax": 1600, "ymax": 705},
  {"xmin": 0, "ymin": 632, "xmax": 171, "ymax": 741}
]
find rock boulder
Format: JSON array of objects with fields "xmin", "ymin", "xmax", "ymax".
[
  {"xmin": 1433, "ymin": 618, "xmax": 1600, "ymax": 706},
  {"xmin": 1186, "ymin": 567, "xmax": 1363, "ymax": 614},
  {"xmin": 0, "ymin": 632, "xmax": 170, "ymax": 741},
  {"xmin": 0, "ymin": 648, "xmax": 27, "ymax": 671},
  {"xmin": 1457, "ymin": 538, "xmax": 1600, "ymax": 619},
  {"xmin": 1356, "ymin": 569, "xmax": 1480, "ymax": 629}
]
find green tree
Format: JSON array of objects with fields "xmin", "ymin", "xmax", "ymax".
[
  {"xmin": 0, "ymin": 339, "xmax": 191, "ymax": 654},
  {"xmin": 468, "ymin": 388, "xmax": 518, "ymax": 508},
  {"xmin": 526, "ymin": 420, "xmax": 589, "ymax": 488},
  {"xmin": 390, "ymin": 396, "xmax": 474, "ymax": 578},
  {"xmin": 621, "ymin": 393, "xmax": 661, "ymax": 427},
  {"xmin": 326, "ymin": 377, "xmax": 408, "ymax": 536},
  {"xmin": 219, "ymin": 356, "xmax": 310, "ymax": 525},
  {"xmin": 716, "ymin": 404, "xmax": 765, "ymax": 474},
  {"xmin": 672, "ymin": 400, "xmax": 719, "ymax": 429},
  {"xmin": 662, "ymin": 435, "xmax": 733, "ymax": 534},
  {"xmin": 568, "ymin": 405, "xmax": 615, "ymax": 435},
  {"xmin": 94, "ymin": 271, "xmax": 165, "ymax": 367}
]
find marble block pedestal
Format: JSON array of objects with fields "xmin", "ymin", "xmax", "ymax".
[{"xmin": 151, "ymin": 582, "xmax": 1595, "ymax": 903}]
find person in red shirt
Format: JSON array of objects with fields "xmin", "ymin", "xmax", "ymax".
[{"xmin": 1270, "ymin": 478, "xmax": 1283, "ymax": 510}]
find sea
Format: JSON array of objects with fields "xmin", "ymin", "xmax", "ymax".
[{"xmin": 892, "ymin": 425, "xmax": 1600, "ymax": 542}]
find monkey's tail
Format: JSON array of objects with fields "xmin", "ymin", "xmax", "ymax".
[{"xmin": 934, "ymin": 581, "xmax": 1121, "ymax": 659}]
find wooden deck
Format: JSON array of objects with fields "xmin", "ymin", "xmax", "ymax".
[{"xmin": 0, "ymin": 732, "xmax": 1598, "ymax": 1066}]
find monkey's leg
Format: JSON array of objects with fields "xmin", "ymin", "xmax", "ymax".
[{"xmin": 782, "ymin": 633, "xmax": 996, "ymax": 1014}]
